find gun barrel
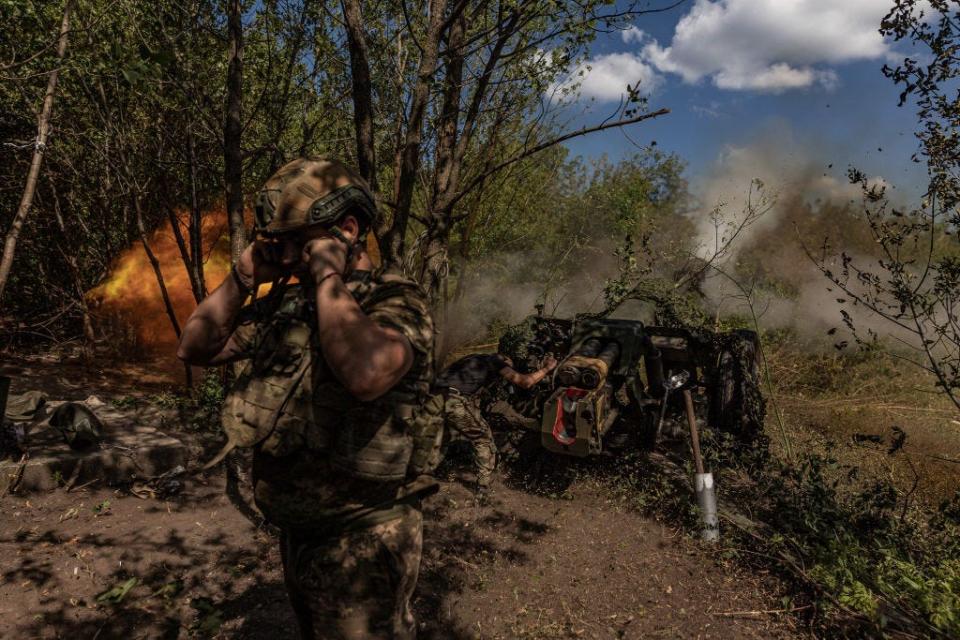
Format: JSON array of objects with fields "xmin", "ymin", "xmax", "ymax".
[
  {"xmin": 579, "ymin": 342, "xmax": 619, "ymax": 388},
  {"xmin": 556, "ymin": 339, "xmax": 621, "ymax": 390},
  {"xmin": 597, "ymin": 342, "xmax": 620, "ymax": 367},
  {"xmin": 577, "ymin": 338, "xmax": 603, "ymax": 358}
]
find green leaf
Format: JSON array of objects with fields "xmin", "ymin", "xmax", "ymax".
[
  {"xmin": 190, "ymin": 597, "xmax": 224, "ymax": 637},
  {"xmin": 96, "ymin": 577, "xmax": 138, "ymax": 605}
]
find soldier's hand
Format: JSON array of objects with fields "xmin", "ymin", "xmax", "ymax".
[
  {"xmin": 543, "ymin": 355, "xmax": 559, "ymax": 371},
  {"xmin": 303, "ymin": 232, "xmax": 352, "ymax": 282},
  {"xmin": 237, "ymin": 240, "xmax": 296, "ymax": 286}
]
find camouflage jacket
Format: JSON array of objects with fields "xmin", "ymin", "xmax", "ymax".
[{"xmin": 229, "ymin": 269, "xmax": 434, "ymax": 530}]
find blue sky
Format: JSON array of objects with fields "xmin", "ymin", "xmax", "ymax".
[{"xmin": 558, "ymin": 0, "xmax": 928, "ymax": 198}]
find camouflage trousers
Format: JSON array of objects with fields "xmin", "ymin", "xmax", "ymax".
[
  {"xmin": 279, "ymin": 503, "xmax": 423, "ymax": 640},
  {"xmin": 443, "ymin": 393, "xmax": 497, "ymax": 489}
]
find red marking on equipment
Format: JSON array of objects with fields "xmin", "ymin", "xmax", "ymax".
[{"xmin": 552, "ymin": 388, "xmax": 587, "ymax": 445}]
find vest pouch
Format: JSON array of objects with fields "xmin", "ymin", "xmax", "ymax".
[
  {"xmin": 254, "ymin": 321, "xmax": 310, "ymax": 373},
  {"xmin": 214, "ymin": 316, "xmax": 314, "ymax": 465},
  {"xmin": 330, "ymin": 402, "xmax": 413, "ymax": 482},
  {"xmin": 221, "ymin": 370, "xmax": 286, "ymax": 448},
  {"xmin": 260, "ymin": 410, "xmax": 309, "ymax": 457}
]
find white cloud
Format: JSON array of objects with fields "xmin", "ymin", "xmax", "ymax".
[
  {"xmin": 621, "ymin": 26, "xmax": 647, "ymax": 45},
  {"xmin": 714, "ymin": 65, "xmax": 839, "ymax": 92},
  {"xmin": 642, "ymin": 0, "xmax": 893, "ymax": 92},
  {"xmin": 691, "ymin": 100, "xmax": 723, "ymax": 119},
  {"xmin": 556, "ymin": 52, "xmax": 662, "ymax": 101}
]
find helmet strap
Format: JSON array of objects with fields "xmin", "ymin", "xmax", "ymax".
[{"xmin": 328, "ymin": 225, "xmax": 357, "ymax": 264}]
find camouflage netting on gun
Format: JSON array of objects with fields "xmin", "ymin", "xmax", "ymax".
[
  {"xmin": 497, "ymin": 320, "xmax": 535, "ymax": 363},
  {"xmin": 603, "ymin": 276, "xmax": 708, "ymax": 329}
]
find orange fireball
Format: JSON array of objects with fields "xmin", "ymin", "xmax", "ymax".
[{"xmin": 88, "ymin": 208, "xmax": 232, "ymax": 354}]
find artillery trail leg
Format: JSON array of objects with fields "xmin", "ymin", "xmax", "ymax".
[{"xmin": 683, "ymin": 389, "xmax": 719, "ymax": 542}]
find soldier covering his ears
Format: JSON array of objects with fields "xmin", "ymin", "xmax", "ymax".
[{"xmin": 177, "ymin": 158, "xmax": 436, "ymax": 640}]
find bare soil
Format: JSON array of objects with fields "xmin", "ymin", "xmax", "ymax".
[
  {"xmin": 0, "ymin": 478, "xmax": 802, "ymax": 640},
  {"xmin": 0, "ymin": 356, "xmax": 805, "ymax": 639}
]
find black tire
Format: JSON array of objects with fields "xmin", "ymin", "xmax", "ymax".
[{"xmin": 710, "ymin": 330, "xmax": 766, "ymax": 446}]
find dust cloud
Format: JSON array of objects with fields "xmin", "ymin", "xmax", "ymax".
[
  {"xmin": 691, "ymin": 127, "xmax": 920, "ymax": 349},
  {"xmin": 446, "ymin": 126, "xmax": 923, "ymax": 354},
  {"xmin": 441, "ymin": 243, "xmax": 622, "ymax": 355}
]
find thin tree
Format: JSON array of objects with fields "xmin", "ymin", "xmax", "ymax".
[
  {"xmin": 0, "ymin": 1, "xmax": 72, "ymax": 303},
  {"xmin": 341, "ymin": 0, "xmax": 377, "ymax": 191},
  {"xmin": 225, "ymin": 0, "xmax": 246, "ymax": 264}
]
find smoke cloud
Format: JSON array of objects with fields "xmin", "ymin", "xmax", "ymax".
[
  {"xmin": 88, "ymin": 209, "xmax": 232, "ymax": 356},
  {"xmin": 691, "ymin": 125, "xmax": 920, "ymax": 349},
  {"xmin": 442, "ymin": 242, "xmax": 624, "ymax": 356},
  {"xmin": 444, "ymin": 123, "xmax": 925, "ymax": 357}
]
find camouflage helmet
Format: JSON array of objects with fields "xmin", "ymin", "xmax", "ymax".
[{"xmin": 254, "ymin": 157, "xmax": 377, "ymax": 237}]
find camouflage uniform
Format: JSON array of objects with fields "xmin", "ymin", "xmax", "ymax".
[
  {"xmin": 280, "ymin": 504, "xmax": 422, "ymax": 640},
  {"xmin": 230, "ymin": 270, "xmax": 434, "ymax": 640},
  {"xmin": 443, "ymin": 392, "xmax": 497, "ymax": 489}
]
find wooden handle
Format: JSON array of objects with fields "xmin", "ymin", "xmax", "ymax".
[{"xmin": 683, "ymin": 389, "xmax": 705, "ymax": 475}]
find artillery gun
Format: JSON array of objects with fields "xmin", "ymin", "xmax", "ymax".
[{"xmin": 497, "ymin": 313, "xmax": 765, "ymax": 457}]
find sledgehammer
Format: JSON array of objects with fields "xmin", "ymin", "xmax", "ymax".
[{"xmin": 683, "ymin": 388, "xmax": 719, "ymax": 542}]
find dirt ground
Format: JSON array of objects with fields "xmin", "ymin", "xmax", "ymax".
[
  {"xmin": 0, "ymin": 356, "xmax": 805, "ymax": 639},
  {"xmin": 0, "ymin": 478, "xmax": 803, "ymax": 640}
]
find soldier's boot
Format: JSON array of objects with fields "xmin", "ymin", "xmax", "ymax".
[{"xmin": 473, "ymin": 485, "xmax": 491, "ymax": 506}]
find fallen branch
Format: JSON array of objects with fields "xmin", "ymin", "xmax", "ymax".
[
  {"xmin": 1, "ymin": 453, "xmax": 29, "ymax": 498},
  {"xmin": 713, "ymin": 605, "xmax": 812, "ymax": 618},
  {"xmin": 449, "ymin": 556, "xmax": 479, "ymax": 570},
  {"xmin": 66, "ymin": 477, "xmax": 99, "ymax": 493}
]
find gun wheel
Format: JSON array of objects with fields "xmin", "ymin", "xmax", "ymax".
[{"xmin": 710, "ymin": 330, "xmax": 767, "ymax": 448}]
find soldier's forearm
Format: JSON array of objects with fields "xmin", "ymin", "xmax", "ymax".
[
  {"xmin": 525, "ymin": 367, "xmax": 551, "ymax": 388},
  {"xmin": 177, "ymin": 271, "xmax": 248, "ymax": 364},
  {"xmin": 313, "ymin": 274, "xmax": 413, "ymax": 401},
  {"xmin": 506, "ymin": 366, "xmax": 552, "ymax": 390}
]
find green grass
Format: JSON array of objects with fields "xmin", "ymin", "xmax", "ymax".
[{"xmin": 732, "ymin": 335, "xmax": 960, "ymax": 637}]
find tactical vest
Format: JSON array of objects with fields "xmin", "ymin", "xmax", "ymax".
[{"xmin": 212, "ymin": 277, "xmax": 442, "ymax": 481}]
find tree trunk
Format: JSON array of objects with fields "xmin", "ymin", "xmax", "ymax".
[
  {"xmin": 134, "ymin": 196, "xmax": 193, "ymax": 387},
  {"xmin": 451, "ymin": 210, "xmax": 476, "ymax": 302},
  {"xmin": 0, "ymin": 2, "xmax": 72, "ymax": 304},
  {"xmin": 49, "ymin": 177, "xmax": 95, "ymax": 354},
  {"xmin": 341, "ymin": 0, "xmax": 377, "ymax": 192},
  {"xmin": 380, "ymin": 0, "xmax": 450, "ymax": 271},
  {"xmin": 427, "ymin": 11, "xmax": 465, "ymax": 349},
  {"xmin": 431, "ymin": 11, "xmax": 465, "ymax": 205},
  {"xmin": 167, "ymin": 209, "xmax": 201, "ymax": 302},
  {"xmin": 133, "ymin": 197, "xmax": 181, "ymax": 341},
  {"xmin": 224, "ymin": 0, "xmax": 246, "ymax": 265},
  {"xmin": 425, "ymin": 9, "xmax": 511, "ymax": 305},
  {"xmin": 166, "ymin": 132, "xmax": 206, "ymax": 304},
  {"xmin": 188, "ymin": 132, "xmax": 207, "ymax": 300},
  {"xmin": 419, "ymin": 215, "xmax": 450, "ymax": 304}
]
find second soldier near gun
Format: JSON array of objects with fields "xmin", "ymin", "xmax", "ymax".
[
  {"xmin": 177, "ymin": 158, "xmax": 435, "ymax": 640},
  {"xmin": 433, "ymin": 352, "xmax": 557, "ymax": 497}
]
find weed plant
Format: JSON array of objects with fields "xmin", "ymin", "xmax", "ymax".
[
  {"xmin": 730, "ymin": 334, "xmax": 960, "ymax": 637},
  {"xmin": 113, "ymin": 371, "xmax": 225, "ymax": 433},
  {"xmin": 180, "ymin": 371, "xmax": 224, "ymax": 432}
]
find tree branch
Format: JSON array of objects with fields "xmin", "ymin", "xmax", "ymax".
[{"xmin": 448, "ymin": 108, "xmax": 669, "ymax": 209}]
